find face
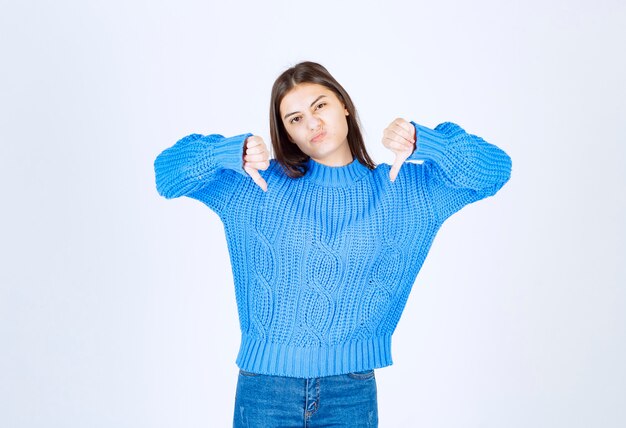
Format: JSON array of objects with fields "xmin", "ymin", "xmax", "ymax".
[{"xmin": 279, "ymin": 83, "xmax": 352, "ymax": 166}]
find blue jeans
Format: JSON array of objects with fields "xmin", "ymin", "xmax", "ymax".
[{"xmin": 233, "ymin": 368, "xmax": 379, "ymax": 427}]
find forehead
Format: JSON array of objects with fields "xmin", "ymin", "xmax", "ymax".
[{"xmin": 280, "ymin": 83, "xmax": 336, "ymax": 110}]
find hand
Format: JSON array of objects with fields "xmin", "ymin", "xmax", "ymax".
[
  {"xmin": 382, "ymin": 118, "xmax": 416, "ymax": 182},
  {"xmin": 243, "ymin": 135, "xmax": 270, "ymax": 192}
]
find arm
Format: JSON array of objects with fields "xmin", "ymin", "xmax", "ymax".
[
  {"xmin": 154, "ymin": 132, "xmax": 252, "ymax": 216},
  {"xmin": 407, "ymin": 121, "xmax": 512, "ymax": 222}
]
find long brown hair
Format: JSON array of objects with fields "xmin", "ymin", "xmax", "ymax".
[{"xmin": 269, "ymin": 61, "xmax": 376, "ymax": 178}]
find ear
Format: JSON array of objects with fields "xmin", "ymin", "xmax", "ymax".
[{"xmin": 344, "ymin": 106, "xmax": 350, "ymax": 116}]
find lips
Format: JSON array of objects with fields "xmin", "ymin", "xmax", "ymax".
[{"xmin": 310, "ymin": 130, "xmax": 327, "ymax": 143}]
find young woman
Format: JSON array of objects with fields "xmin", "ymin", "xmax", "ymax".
[{"xmin": 154, "ymin": 61, "xmax": 512, "ymax": 427}]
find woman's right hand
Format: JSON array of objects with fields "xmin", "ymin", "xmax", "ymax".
[
  {"xmin": 243, "ymin": 135, "xmax": 270, "ymax": 192},
  {"xmin": 382, "ymin": 118, "xmax": 416, "ymax": 182}
]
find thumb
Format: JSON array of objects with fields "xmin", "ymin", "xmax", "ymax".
[
  {"xmin": 389, "ymin": 153, "xmax": 405, "ymax": 182},
  {"xmin": 244, "ymin": 165, "xmax": 268, "ymax": 192}
]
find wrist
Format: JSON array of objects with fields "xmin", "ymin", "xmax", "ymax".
[
  {"xmin": 408, "ymin": 121, "xmax": 448, "ymax": 162},
  {"xmin": 211, "ymin": 132, "xmax": 253, "ymax": 175}
]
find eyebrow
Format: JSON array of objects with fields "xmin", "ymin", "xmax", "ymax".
[{"xmin": 283, "ymin": 95, "xmax": 327, "ymax": 120}]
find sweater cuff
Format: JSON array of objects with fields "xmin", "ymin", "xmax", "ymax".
[
  {"xmin": 209, "ymin": 132, "xmax": 253, "ymax": 176},
  {"xmin": 407, "ymin": 121, "xmax": 448, "ymax": 163}
]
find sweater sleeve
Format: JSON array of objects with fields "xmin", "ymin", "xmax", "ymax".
[
  {"xmin": 154, "ymin": 132, "xmax": 252, "ymax": 216},
  {"xmin": 407, "ymin": 121, "xmax": 512, "ymax": 223}
]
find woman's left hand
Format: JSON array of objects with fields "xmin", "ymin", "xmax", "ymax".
[{"xmin": 382, "ymin": 118, "xmax": 416, "ymax": 182}]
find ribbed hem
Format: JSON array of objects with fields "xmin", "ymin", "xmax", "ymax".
[
  {"xmin": 408, "ymin": 121, "xmax": 449, "ymax": 163},
  {"xmin": 235, "ymin": 333, "xmax": 394, "ymax": 378},
  {"xmin": 303, "ymin": 157, "xmax": 370, "ymax": 187},
  {"xmin": 210, "ymin": 132, "xmax": 253, "ymax": 176}
]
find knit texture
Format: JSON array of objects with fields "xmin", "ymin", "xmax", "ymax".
[{"xmin": 154, "ymin": 121, "xmax": 512, "ymax": 378}]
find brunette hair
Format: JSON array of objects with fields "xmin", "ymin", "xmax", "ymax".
[{"xmin": 269, "ymin": 61, "xmax": 376, "ymax": 178}]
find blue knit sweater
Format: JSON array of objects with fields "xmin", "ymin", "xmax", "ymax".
[{"xmin": 154, "ymin": 121, "xmax": 512, "ymax": 378}]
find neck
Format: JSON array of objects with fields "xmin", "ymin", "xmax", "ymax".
[{"xmin": 303, "ymin": 156, "xmax": 369, "ymax": 187}]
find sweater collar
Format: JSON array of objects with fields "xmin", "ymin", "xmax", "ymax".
[{"xmin": 303, "ymin": 156, "xmax": 370, "ymax": 186}]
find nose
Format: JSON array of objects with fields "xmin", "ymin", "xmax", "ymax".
[{"xmin": 307, "ymin": 113, "xmax": 322, "ymax": 130}]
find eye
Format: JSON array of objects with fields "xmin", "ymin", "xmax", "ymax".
[
  {"xmin": 289, "ymin": 116, "xmax": 301, "ymax": 124},
  {"xmin": 316, "ymin": 102, "xmax": 326, "ymax": 109}
]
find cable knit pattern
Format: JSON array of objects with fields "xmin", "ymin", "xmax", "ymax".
[{"xmin": 154, "ymin": 121, "xmax": 512, "ymax": 378}]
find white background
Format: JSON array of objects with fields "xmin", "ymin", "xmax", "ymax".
[{"xmin": 1, "ymin": 0, "xmax": 625, "ymax": 427}]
